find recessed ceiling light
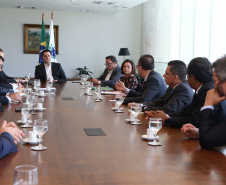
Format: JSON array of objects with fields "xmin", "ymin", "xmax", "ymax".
[
  {"xmin": 81, "ymin": 9, "xmax": 89, "ymax": 12},
  {"xmin": 107, "ymin": 2, "xmax": 117, "ymax": 5},
  {"xmin": 92, "ymin": 1, "xmax": 103, "ymax": 4}
]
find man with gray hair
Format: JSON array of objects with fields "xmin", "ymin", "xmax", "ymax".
[{"xmin": 181, "ymin": 55, "xmax": 226, "ymax": 149}]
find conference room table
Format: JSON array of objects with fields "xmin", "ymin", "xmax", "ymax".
[{"xmin": 0, "ymin": 82, "xmax": 226, "ymax": 185}]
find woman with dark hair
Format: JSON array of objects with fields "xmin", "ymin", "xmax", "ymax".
[{"xmin": 115, "ymin": 59, "xmax": 138, "ymax": 90}]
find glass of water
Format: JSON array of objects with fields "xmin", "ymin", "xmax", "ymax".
[
  {"xmin": 131, "ymin": 103, "xmax": 142, "ymax": 124},
  {"xmin": 148, "ymin": 118, "xmax": 162, "ymax": 146},
  {"xmin": 26, "ymin": 95, "xmax": 36, "ymax": 115},
  {"xmin": 13, "ymin": 165, "xmax": 38, "ymax": 185},
  {"xmin": 86, "ymin": 81, "xmax": 93, "ymax": 95},
  {"xmin": 115, "ymin": 94, "xmax": 124, "ymax": 112},
  {"xmin": 95, "ymin": 86, "xmax": 102, "ymax": 101},
  {"xmin": 34, "ymin": 79, "xmax": 41, "ymax": 94},
  {"xmin": 21, "ymin": 103, "xmax": 32, "ymax": 128},
  {"xmin": 31, "ymin": 119, "xmax": 48, "ymax": 151}
]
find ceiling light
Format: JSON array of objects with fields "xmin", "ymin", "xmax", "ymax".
[
  {"xmin": 107, "ymin": 2, "xmax": 117, "ymax": 5},
  {"xmin": 17, "ymin": 6, "xmax": 23, "ymax": 9},
  {"xmin": 92, "ymin": 1, "xmax": 103, "ymax": 4},
  {"xmin": 81, "ymin": 9, "xmax": 89, "ymax": 12}
]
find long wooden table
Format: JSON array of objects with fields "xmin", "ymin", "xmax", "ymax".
[{"xmin": 0, "ymin": 82, "xmax": 226, "ymax": 185}]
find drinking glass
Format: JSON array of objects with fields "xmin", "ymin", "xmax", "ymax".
[
  {"xmin": 131, "ymin": 103, "xmax": 142, "ymax": 124},
  {"xmin": 115, "ymin": 94, "xmax": 124, "ymax": 112},
  {"xmin": 33, "ymin": 79, "xmax": 41, "ymax": 94},
  {"xmin": 31, "ymin": 119, "xmax": 48, "ymax": 151},
  {"xmin": 26, "ymin": 95, "xmax": 36, "ymax": 115},
  {"xmin": 23, "ymin": 87, "xmax": 31, "ymax": 97},
  {"xmin": 13, "ymin": 165, "xmax": 38, "ymax": 185},
  {"xmin": 94, "ymin": 86, "xmax": 102, "ymax": 101},
  {"xmin": 148, "ymin": 118, "xmax": 162, "ymax": 146},
  {"xmin": 86, "ymin": 81, "xmax": 93, "ymax": 95},
  {"xmin": 81, "ymin": 75, "xmax": 88, "ymax": 89},
  {"xmin": 21, "ymin": 103, "xmax": 32, "ymax": 128}
]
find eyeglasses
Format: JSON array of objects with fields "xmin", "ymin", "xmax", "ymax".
[
  {"xmin": 104, "ymin": 63, "xmax": 113, "ymax": 66},
  {"xmin": 164, "ymin": 72, "xmax": 173, "ymax": 76},
  {"xmin": 0, "ymin": 56, "xmax": 4, "ymax": 62}
]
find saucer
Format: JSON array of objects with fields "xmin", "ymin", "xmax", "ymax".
[
  {"xmin": 17, "ymin": 120, "xmax": 32, "ymax": 124},
  {"xmin": 23, "ymin": 138, "xmax": 40, "ymax": 145},
  {"xmin": 34, "ymin": 107, "xmax": 46, "ymax": 111},
  {"xmin": 94, "ymin": 99, "xmax": 102, "ymax": 102},
  {"xmin": 125, "ymin": 119, "xmax": 140, "ymax": 122},
  {"xmin": 115, "ymin": 110, "xmax": 124, "ymax": 113},
  {"xmin": 141, "ymin": 135, "xmax": 154, "ymax": 141},
  {"xmin": 38, "ymin": 95, "xmax": 47, "ymax": 97},
  {"xmin": 85, "ymin": 93, "xmax": 93, "ymax": 96},
  {"xmin": 109, "ymin": 100, "xmax": 116, "ymax": 102},
  {"xmin": 111, "ymin": 107, "xmax": 123, "ymax": 111},
  {"xmin": 130, "ymin": 121, "xmax": 142, "ymax": 125}
]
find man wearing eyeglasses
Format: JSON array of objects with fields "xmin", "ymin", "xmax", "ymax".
[
  {"xmin": 140, "ymin": 60, "xmax": 194, "ymax": 114},
  {"xmin": 91, "ymin": 55, "xmax": 122, "ymax": 87},
  {"xmin": 0, "ymin": 48, "xmax": 18, "ymax": 84},
  {"xmin": 115, "ymin": 54, "xmax": 167, "ymax": 104}
]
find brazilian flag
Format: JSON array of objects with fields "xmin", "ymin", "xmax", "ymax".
[{"xmin": 38, "ymin": 20, "xmax": 46, "ymax": 64}]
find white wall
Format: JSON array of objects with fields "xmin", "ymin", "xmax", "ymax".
[
  {"xmin": 142, "ymin": 0, "xmax": 226, "ymax": 75},
  {"xmin": 0, "ymin": 6, "xmax": 142, "ymax": 78}
]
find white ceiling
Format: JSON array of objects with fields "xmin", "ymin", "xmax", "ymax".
[{"xmin": 0, "ymin": 0, "xmax": 148, "ymax": 14}]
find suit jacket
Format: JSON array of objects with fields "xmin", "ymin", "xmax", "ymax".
[
  {"xmin": 0, "ymin": 71, "xmax": 16, "ymax": 84},
  {"xmin": 144, "ymin": 81, "xmax": 194, "ymax": 114},
  {"xmin": 123, "ymin": 70, "xmax": 167, "ymax": 104},
  {"xmin": 0, "ymin": 132, "xmax": 18, "ymax": 158},
  {"xmin": 0, "ymin": 84, "xmax": 14, "ymax": 96},
  {"xmin": 165, "ymin": 80, "xmax": 214, "ymax": 128},
  {"xmin": 97, "ymin": 66, "xmax": 123, "ymax": 87},
  {"xmin": 199, "ymin": 108, "xmax": 226, "ymax": 149},
  {"xmin": 35, "ymin": 62, "xmax": 67, "ymax": 82}
]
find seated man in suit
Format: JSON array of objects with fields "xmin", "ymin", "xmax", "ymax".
[
  {"xmin": 181, "ymin": 55, "xmax": 226, "ymax": 149},
  {"xmin": 91, "ymin": 55, "xmax": 122, "ymax": 87},
  {"xmin": 115, "ymin": 54, "xmax": 167, "ymax": 104},
  {"xmin": 0, "ymin": 120, "xmax": 24, "ymax": 158},
  {"xmin": 140, "ymin": 60, "xmax": 193, "ymax": 114},
  {"xmin": 0, "ymin": 49, "xmax": 18, "ymax": 83},
  {"xmin": 35, "ymin": 49, "xmax": 67, "ymax": 82},
  {"xmin": 146, "ymin": 57, "xmax": 226, "ymax": 128}
]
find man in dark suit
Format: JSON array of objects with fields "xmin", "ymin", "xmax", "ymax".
[
  {"xmin": 0, "ymin": 49, "xmax": 18, "ymax": 83},
  {"xmin": 0, "ymin": 120, "xmax": 24, "ymax": 158},
  {"xmin": 181, "ymin": 55, "xmax": 226, "ymax": 149},
  {"xmin": 35, "ymin": 49, "xmax": 67, "ymax": 82},
  {"xmin": 91, "ymin": 55, "xmax": 122, "ymax": 87},
  {"xmin": 146, "ymin": 57, "xmax": 226, "ymax": 129},
  {"xmin": 115, "ymin": 54, "xmax": 167, "ymax": 104},
  {"xmin": 142, "ymin": 60, "xmax": 193, "ymax": 114}
]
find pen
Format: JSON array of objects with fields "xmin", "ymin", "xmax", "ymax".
[{"xmin": 18, "ymin": 79, "xmax": 20, "ymax": 87}]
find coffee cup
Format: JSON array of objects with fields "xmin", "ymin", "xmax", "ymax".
[
  {"xmin": 46, "ymin": 85, "xmax": 51, "ymax": 92},
  {"xmin": 39, "ymin": 91, "xmax": 44, "ymax": 96},
  {"xmin": 97, "ymin": 93, "xmax": 102, "ymax": 99},
  {"xmin": 85, "ymin": 88, "xmax": 90, "ymax": 94},
  {"xmin": 28, "ymin": 131, "xmax": 37, "ymax": 142},
  {"xmin": 37, "ymin": 103, "xmax": 43, "ymax": 109},
  {"xmin": 147, "ymin": 128, "xmax": 154, "ymax": 139},
  {"xmin": 21, "ymin": 114, "xmax": 27, "ymax": 123},
  {"xmin": 129, "ymin": 113, "xmax": 135, "ymax": 122}
]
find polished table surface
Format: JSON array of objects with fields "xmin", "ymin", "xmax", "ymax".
[{"xmin": 0, "ymin": 82, "xmax": 226, "ymax": 185}]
